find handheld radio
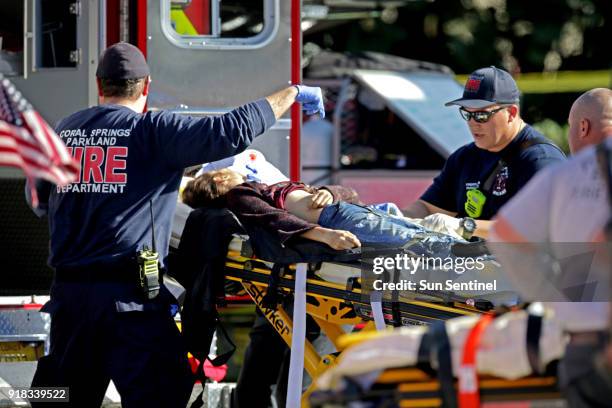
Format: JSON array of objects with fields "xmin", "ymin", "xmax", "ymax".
[
  {"xmin": 465, "ymin": 188, "xmax": 487, "ymax": 218},
  {"xmin": 137, "ymin": 201, "xmax": 160, "ymax": 299}
]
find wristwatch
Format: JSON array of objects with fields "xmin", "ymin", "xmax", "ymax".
[{"xmin": 459, "ymin": 217, "xmax": 477, "ymax": 240}]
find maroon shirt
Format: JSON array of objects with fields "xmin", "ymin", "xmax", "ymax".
[{"xmin": 226, "ymin": 181, "xmax": 360, "ymax": 243}]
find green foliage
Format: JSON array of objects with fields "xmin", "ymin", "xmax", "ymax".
[
  {"xmin": 532, "ymin": 119, "xmax": 570, "ymax": 154},
  {"xmin": 305, "ymin": 0, "xmax": 612, "ymax": 74}
]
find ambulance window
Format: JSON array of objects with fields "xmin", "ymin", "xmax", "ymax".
[
  {"xmin": 220, "ymin": 0, "xmax": 265, "ymax": 38},
  {"xmin": 164, "ymin": 0, "xmax": 277, "ymax": 49},
  {"xmin": 37, "ymin": 0, "xmax": 78, "ymax": 68},
  {"xmin": 0, "ymin": 1, "xmax": 24, "ymax": 76}
]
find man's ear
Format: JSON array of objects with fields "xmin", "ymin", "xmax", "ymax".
[
  {"xmin": 579, "ymin": 118, "xmax": 591, "ymax": 138},
  {"xmin": 142, "ymin": 76, "xmax": 151, "ymax": 97},
  {"xmin": 507, "ymin": 105, "xmax": 519, "ymax": 122}
]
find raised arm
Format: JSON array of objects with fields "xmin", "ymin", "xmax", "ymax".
[
  {"xmin": 266, "ymin": 85, "xmax": 325, "ymax": 120},
  {"xmin": 149, "ymin": 85, "xmax": 326, "ymax": 169},
  {"xmin": 265, "ymin": 86, "xmax": 298, "ymax": 120}
]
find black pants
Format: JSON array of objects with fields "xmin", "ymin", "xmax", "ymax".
[
  {"xmin": 233, "ymin": 306, "xmax": 321, "ymax": 408},
  {"xmin": 31, "ymin": 281, "xmax": 193, "ymax": 408},
  {"xmin": 233, "ymin": 310, "xmax": 290, "ymax": 408}
]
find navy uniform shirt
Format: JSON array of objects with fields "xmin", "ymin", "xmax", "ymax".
[
  {"xmin": 420, "ymin": 125, "xmax": 565, "ymax": 220},
  {"xmin": 31, "ymin": 100, "xmax": 275, "ymax": 268}
]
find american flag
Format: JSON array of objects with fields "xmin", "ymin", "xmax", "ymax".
[{"xmin": 0, "ymin": 73, "xmax": 79, "ymax": 206}]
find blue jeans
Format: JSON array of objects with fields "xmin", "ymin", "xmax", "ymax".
[{"xmin": 318, "ymin": 202, "xmax": 446, "ymax": 248}]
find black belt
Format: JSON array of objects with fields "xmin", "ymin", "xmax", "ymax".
[{"xmin": 55, "ymin": 258, "xmax": 140, "ymax": 283}]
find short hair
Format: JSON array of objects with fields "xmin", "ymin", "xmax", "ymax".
[
  {"xmin": 181, "ymin": 169, "xmax": 235, "ymax": 208},
  {"xmin": 98, "ymin": 77, "xmax": 146, "ymax": 98}
]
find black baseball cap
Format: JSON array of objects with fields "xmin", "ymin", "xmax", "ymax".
[
  {"xmin": 445, "ymin": 66, "xmax": 520, "ymax": 109},
  {"xmin": 96, "ymin": 42, "xmax": 150, "ymax": 80}
]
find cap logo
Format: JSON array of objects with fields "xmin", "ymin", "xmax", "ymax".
[{"xmin": 465, "ymin": 77, "xmax": 482, "ymax": 93}]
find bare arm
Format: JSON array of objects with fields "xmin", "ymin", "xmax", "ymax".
[
  {"xmin": 405, "ymin": 201, "xmax": 495, "ymax": 238},
  {"xmin": 402, "ymin": 199, "xmax": 457, "ymax": 218},
  {"xmin": 474, "ymin": 219, "xmax": 493, "ymax": 239},
  {"xmin": 265, "ymin": 86, "xmax": 299, "ymax": 120},
  {"xmin": 301, "ymin": 226, "xmax": 361, "ymax": 250}
]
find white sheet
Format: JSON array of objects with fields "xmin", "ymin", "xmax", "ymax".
[{"xmin": 316, "ymin": 303, "xmax": 567, "ymax": 391}]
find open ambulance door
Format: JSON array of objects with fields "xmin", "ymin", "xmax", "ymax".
[{"xmin": 148, "ymin": 0, "xmax": 297, "ymax": 176}]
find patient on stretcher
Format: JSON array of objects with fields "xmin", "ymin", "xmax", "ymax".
[
  {"xmin": 181, "ymin": 168, "xmax": 462, "ymax": 252},
  {"xmin": 314, "ymin": 303, "xmax": 566, "ymax": 393}
]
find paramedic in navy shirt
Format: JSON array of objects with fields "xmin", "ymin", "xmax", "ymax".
[
  {"xmin": 402, "ymin": 66, "xmax": 565, "ymax": 238},
  {"xmin": 26, "ymin": 42, "xmax": 325, "ymax": 408}
]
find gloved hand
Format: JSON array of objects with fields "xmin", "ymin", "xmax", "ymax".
[
  {"xmin": 295, "ymin": 85, "xmax": 325, "ymax": 118},
  {"xmin": 420, "ymin": 213, "xmax": 463, "ymax": 239}
]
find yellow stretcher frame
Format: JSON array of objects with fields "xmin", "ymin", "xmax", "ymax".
[
  {"xmin": 309, "ymin": 366, "xmax": 563, "ymax": 408},
  {"xmin": 222, "ymin": 249, "xmax": 564, "ymax": 407},
  {"xmin": 223, "ymin": 249, "xmax": 486, "ymax": 406},
  {"xmin": 225, "ymin": 248, "xmax": 484, "ymax": 322}
]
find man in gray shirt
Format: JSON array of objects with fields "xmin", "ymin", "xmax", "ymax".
[{"xmin": 490, "ymin": 88, "xmax": 612, "ymax": 407}]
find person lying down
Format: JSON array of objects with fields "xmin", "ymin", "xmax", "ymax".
[
  {"xmin": 181, "ymin": 168, "xmax": 460, "ymax": 252},
  {"xmin": 315, "ymin": 303, "xmax": 565, "ymax": 389}
]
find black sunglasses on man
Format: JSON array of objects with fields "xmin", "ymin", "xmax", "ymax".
[{"xmin": 459, "ymin": 106, "xmax": 509, "ymax": 123}]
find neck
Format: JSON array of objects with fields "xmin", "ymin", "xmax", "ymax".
[
  {"xmin": 591, "ymin": 131, "xmax": 612, "ymax": 147},
  {"xmin": 99, "ymin": 96, "xmax": 145, "ymax": 113}
]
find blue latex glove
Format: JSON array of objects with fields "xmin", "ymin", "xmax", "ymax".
[{"xmin": 295, "ymin": 85, "xmax": 325, "ymax": 118}]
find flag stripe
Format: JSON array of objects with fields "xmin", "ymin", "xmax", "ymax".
[
  {"xmin": 0, "ymin": 121, "xmax": 44, "ymax": 151},
  {"xmin": 0, "ymin": 122, "xmax": 70, "ymax": 167},
  {"xmin": 0, "ymin": 134, "xmax": 66, "ymax": 168},
  {"xmin": 0, "ymin": 146, "xmax": 61, "ymax": 172},
  {"xmin": 0, "ymin": 153, "xmax": 69, "ymax": 184},
  {"xmin": 0, "ymin": 147, "xmax": 64, "ymax": 175},
  {"xmin": 0, "ymin": 74, "xmax": 79, "ymax": 208},
  {"xmin": 26, "ymin": 110, "xmax": 79, "ymax": 173},
  {"xmin": 22, "ymin": 110, "xmax": 54, "ymax": 157},
  {"xmin": 0, "ymin": 124, "xmax": 66, "ymax": 169},
  {"xmin": 0, "ymin": 139, "xmax": 72, "ymax": 186}
]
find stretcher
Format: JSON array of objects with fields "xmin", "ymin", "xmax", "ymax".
[
  {"xmin": 219, "ymin": 235, "xmax": 518, "ymax": 406},
  {"xmin": 309, "ymin": 305, "xmax": 567, "ymax": 407},
  {"xmin": 173, "ymin": 207, "xmax": 523, "ymax": 406},
  {"xmin": 225, "ymin": 237, "xmax": 489, "ymax": 322},
  {"xmin": 310, "ymin": 368, "xmax": 564, "ymax": 407}
]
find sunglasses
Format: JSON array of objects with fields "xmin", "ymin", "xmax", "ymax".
[{"xmin": 459, "ymin": 106, "xmax": 508, "ymax": 123}]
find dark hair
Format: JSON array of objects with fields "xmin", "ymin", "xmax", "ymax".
[
  {"xmin": 181, "ymin": 169, "xmax": 235, "ymax": 208},
  {"xmin": 98, "ymin": 77, "xmax": 146, "ymax": 98}
]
